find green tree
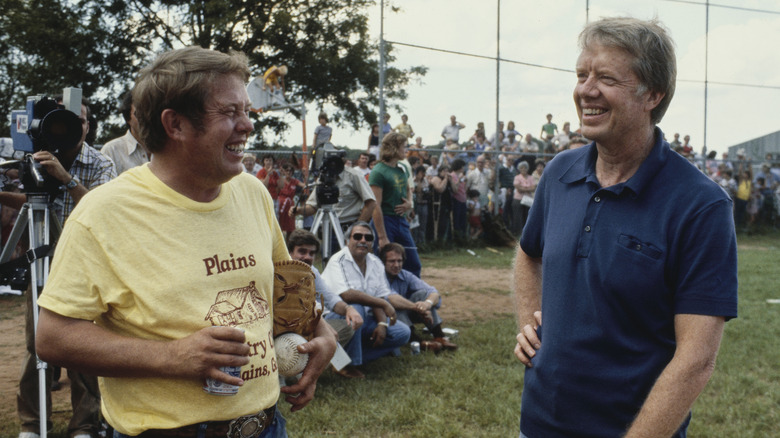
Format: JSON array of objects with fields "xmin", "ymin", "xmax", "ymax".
[
  {"xmin": 123, "ymin": 0, "xmax": 425, "ymax": 147},
  {"xmin": 1, "ymin": 0, "xmax": 425, "ymax": 147},
  {"xmin": 0, "ymin": 0, "xmax": 147, "ymax": 142}
]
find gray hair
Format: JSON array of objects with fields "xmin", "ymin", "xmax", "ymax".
[
  {"xmin": 345, "ymin": 221, "xmax": 374, "ymax": 245},
  {"xmin": 579, "ymin": 17, "xmax": 676, "ymax": 125},
  {"xmin": 517, "ymin": 161, "xmax": 530, "ymax": 171}
]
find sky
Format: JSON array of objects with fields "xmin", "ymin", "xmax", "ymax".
[{"xmin": 271, "ymin": 0, "xmax": 780, "ymax": 156}]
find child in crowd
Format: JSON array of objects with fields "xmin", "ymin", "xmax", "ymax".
[
  {"xmin": 466, "ymin": 189, "xmax": 483, "ymax": 240},
  {"xmin": 278, "ymin": 163, "xmax": 306, "ymax": 239},
  {"xmin": 313, "ymin": 112, "xmax": 333, "ymax": 147}
]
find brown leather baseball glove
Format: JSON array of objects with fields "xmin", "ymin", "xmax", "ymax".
[{"xmin": 272, "ymin": 259, "xmax": 321, "ymax": 340}]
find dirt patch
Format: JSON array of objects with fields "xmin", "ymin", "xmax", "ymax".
[
  {"xmin": 0, "ymin": 295, "xmax": 77, "ymax": 431},
  {"xmin": 423, "ymin": 266, "xmax": 514, "ymax": 322},
  {"xmin": 0, "ymin": 266, "xmax": 515, "ymax": 429}
]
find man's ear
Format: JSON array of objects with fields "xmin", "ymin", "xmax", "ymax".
[
  {"xmin": 645, "ymin": 90, "xmax": 665, "ymax": 113},
  {"xmin": 160, "ymin": 108, "xmax": 186, "ymax": 142}
]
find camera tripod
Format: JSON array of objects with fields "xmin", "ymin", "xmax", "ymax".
[
  {"xmin": 0, "ymin": 192, "xmax": 62, "ymax": 438},
  {"xmin": 309, "ymin": 203, "xmax": 344, "ymax": 264}
]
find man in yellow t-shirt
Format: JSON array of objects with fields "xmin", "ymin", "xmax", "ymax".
[{"xmin": 34, "ymin": 47, "xmax": 337, "ymax": 437}]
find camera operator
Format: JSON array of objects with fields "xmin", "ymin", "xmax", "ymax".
[
  {"xmin": 294, "ymin": 151, "xmax": 376, "ymax": 251},
  {"xmin": 0, "ymin": 97, "xmax": 116, "ymax": 438}
]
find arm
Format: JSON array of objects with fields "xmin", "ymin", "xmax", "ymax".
[
  {"xmin": 430, "ymin": 176, "xmax": 447, "ymax": 193},
  {"xmin": 280, "ymin": 316, "xmax": 338, "ymax": 411},
  {"xmin": 357, "ymin": 199, "xmax": 376, "ymax": 223},
  {"xmin": 295, "ymin": 204, "xmax": 316, "ymax": 217},
  {"xmin": 513, "ymin": 245, "xmax": 543, "ymax": 367},
  {"xmin": 370, "ymin": 185, "xmax": 389, "ymax": 248},
  {"xmin": 32, "ymin": 151, "xmax": 91, "ymax": 205},
  {"xmin": 36, "ymin": 309, "xmax": 250, "ymax": 385},
  {"xmin": 387, "ymin": 292, "xmax": 437, "ymax": 319},
  {"xmin": 387, "ymin": 293, "xmax": 419, "ymax": 313},
  {"xmin": 332, "ymin": 301, "xmax": 363, "ymax": 330},
  {"xmin": 394, "ymin": 185, "xmax": 413, "ymax": 216},
  {"xmin": 624, "ymin": 314, "xmax": 725, "ymax": 438},
  {"xmin": 258, "ymin": 168, "xmax": 272, "ymax": 186},
  {"xmin": 339, "ymin": 289, "xmax": 394, "ymax": 319}
]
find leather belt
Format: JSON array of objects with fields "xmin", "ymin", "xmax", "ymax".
[{"xmin": 136, "ymin": 405, "xmax": 276, "ymax": 438}]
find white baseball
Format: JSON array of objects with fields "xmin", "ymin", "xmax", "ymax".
[{"xmin": 274, "ymin": 333, "xmax": 309, "ymax": 377}]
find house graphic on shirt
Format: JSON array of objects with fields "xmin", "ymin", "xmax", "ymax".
[{"xmin": 205, "ymin": 281, "xmax": 269, "ymax": 327}]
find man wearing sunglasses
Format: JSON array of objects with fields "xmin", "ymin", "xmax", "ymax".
[{"xmin": 322, "ymin": 222, "xmax": 411, "ymax": 368}]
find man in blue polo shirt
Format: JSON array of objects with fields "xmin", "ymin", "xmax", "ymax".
[{"xmin": 512, "ymin": 17, "xmax": 738, "ymax": 438}]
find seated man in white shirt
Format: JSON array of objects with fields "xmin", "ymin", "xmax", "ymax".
[
  {"xmin": 286, "ymin": 229, "xmax": 365, "ymax": 378},
  {"xmin": 321, "ymin": 222, "xmax": 411, "ymax": 369}
]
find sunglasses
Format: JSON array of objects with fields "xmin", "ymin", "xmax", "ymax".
[{"xmin": 351, "ymin": 233, "xmax": 374, "ymax": 242}]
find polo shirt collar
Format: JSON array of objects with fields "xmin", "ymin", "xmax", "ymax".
[{"xmin": 559, "ymin": 127, "xmax": 669, "ymax": 197}]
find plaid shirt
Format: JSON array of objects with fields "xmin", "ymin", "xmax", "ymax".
[{"xmin": 53, "ymin": 143, "xmax": 116, "ymax": 222}]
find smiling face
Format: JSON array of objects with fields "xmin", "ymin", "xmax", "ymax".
[
  {"xmin": 179, "ymin": 74, "xmax": 253, "ymax": 187},
  {"xmin": 290, "ymin": 244, "xmax": 317, "ymax": 266},
  {"xmin": 574, "ymin": 43, "xmax": 662, "ymax": 148}
]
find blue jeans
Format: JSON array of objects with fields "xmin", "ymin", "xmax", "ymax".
[
  {"xmin": 325, "ymin": 305, "xmax": 365, "ymax": 366},
  {"xmin": 112, "ymin": 408, "xmax": 287, "ymax": 438},
  {"xmin": 395, "ymin": 290, "xmax": 442, "ymax": 329},
  {"xmin": 373, "ymin": 215, "xmax": 421, "ymax": 277},
  {"xmin": 327, "ymin": 304, "xmax": 410, "ymax": 365}
]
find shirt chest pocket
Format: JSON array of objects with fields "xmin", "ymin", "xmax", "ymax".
[
  {"xmin": 598, "ymin": 234, "xmax": 667, "ymax": 305},
  {"xmin": 617, "ymin": 234, "xmax": 663, "ymax": 260}
]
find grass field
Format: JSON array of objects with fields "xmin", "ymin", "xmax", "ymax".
[{"xmin": 1, "ymin": 233, "xmax": 778, "ymax": 437}]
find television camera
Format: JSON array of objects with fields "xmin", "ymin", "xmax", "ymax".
[
  {"xmin": 308, "ymin": 142, "xmax": 348, "ymax": 263},
  {"xmin": 7, "ymin": 87, "xmax": 84, "ymax": 196},
  {"xmin": 311, "ymin": 142, "xmax": 346, "ymax": 205}
]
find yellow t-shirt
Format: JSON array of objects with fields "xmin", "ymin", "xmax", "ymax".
[
  {"xmin": 736, "ymin": 180, "xmax": 751, "ymax": 201},
  {"xmin": 38, "ymin": 164, "xmax": 290, "ymax": 434}
]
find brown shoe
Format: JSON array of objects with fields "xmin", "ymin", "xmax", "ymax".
[
  {"xmin": 420, "ymin": 340, "xmax": 442, "ymax": 353},
  {"xmin": 334, "ymin": 365, "xmax": 365, "ymax": 379},
  {"xmin": 433, "ymin": 337, "xmax": 458, "ymax": 351}
]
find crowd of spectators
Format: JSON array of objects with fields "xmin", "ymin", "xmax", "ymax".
[{"xmin": 247, "ymin": 112, "xmax": 780, "ymax": 247}]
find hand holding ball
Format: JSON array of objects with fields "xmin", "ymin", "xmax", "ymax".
[{"xmin": 275, "ymin": 333, "xmax": 309, "ymax": 377}]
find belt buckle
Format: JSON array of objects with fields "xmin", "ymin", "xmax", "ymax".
[{"xmin": 226, "ymin": 410, "xmax": 268, "ymax": 438}]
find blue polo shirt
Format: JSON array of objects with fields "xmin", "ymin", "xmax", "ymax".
[{"xmin": 519, "ymin": 128, "xmax": 738, "ymax": 438}]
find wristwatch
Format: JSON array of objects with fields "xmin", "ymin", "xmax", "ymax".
[{"xmin": 60, "ymin": 176, "xmax": 79, "ymax": 191}]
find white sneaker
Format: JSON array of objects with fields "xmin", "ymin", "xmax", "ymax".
[
  {"xmin": 73, "ymin": 435, "xmax": 92, "ymax": 438},
  {"xmin": 18, "ymin": 432, "xmax": 40, "ymax": 438}
]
